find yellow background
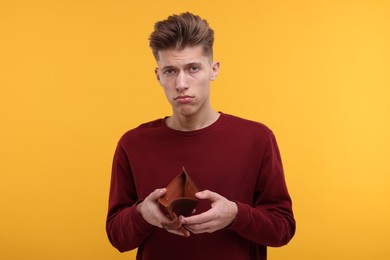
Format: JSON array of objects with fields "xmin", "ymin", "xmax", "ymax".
[{"xmin": 1, "ymin": 0, "xmax": 389, "ymax": 259}]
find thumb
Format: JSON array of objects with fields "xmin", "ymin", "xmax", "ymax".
[
  {"xmin": 150, "ymin": 188, "xmax": 167, "ymax": 200},
  {"xmin": 195, "ymin": 190, "xmax": 219, "ymax": 200}
]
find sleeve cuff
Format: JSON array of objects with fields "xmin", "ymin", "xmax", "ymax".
[
  {"xmin": 226, "ymin": 201, "xmax": 250, "ymax": 231},
  {"xmin": 130, "ymin": 200, "xmax": 155, "ymax": 233}
]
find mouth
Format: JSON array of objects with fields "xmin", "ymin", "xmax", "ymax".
[{"xmin": 174, "ymin": 95, "xmax": 195, "ymax": 101}]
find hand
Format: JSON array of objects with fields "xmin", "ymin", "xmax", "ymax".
[
  {"xmin": 136, "ymin": 188, "xmax": 189, "ymax": 237},
  {"xmin": 181, "ymin": 190, "xmax": 238, "ymax": 234}
]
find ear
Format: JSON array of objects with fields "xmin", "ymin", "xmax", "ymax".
[
  {"xmin": 211, "ymin": 61, "xmax": 220, "ymax": 81},
  {"xmin": 155, "ymin": 67, "xmax": 161, "ymax": 83}
]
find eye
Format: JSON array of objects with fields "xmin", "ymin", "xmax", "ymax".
[
  {"xmin": 189, "ymin": 66, "xmax": 200, "ymax": 73},
  {"xmin": 163, "ymin": 69, "xmax": 175, "ymax": 76}
]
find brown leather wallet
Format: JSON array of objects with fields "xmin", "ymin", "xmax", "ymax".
[{"xmin": 158, "ymin": 167, "xmax": 199, "ymax": 237}]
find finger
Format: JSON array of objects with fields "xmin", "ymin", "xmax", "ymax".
[
  {"xmin": 185, "ymin": 220, "xmax": 219, "ymax": 234},
  {"xmin": 149, "ymin": 188, "xmax": 167, "ymax": 200},
  {"xmin": 181, "ymin": 209, "xmax": 215, "ymax": 225},
  {"xmin": 195, "ymin": 190, "xmax": 220, "ymax": 201}
]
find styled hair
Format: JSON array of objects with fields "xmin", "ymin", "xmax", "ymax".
[{"xmin": 149, "ymin": 12, "xmax": 214, "ymax": 60}]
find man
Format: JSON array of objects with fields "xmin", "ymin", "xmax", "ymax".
[{"xmin": 106, "ymin": 12, "xmax": 295, "ymax": 260}]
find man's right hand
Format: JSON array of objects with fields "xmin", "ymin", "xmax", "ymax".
[{"xmin": 136, "ymin": 188, "xmax": 190, "ymax": 237}]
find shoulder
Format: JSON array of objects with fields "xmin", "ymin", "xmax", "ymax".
[
  {"xmin": 219, "ymin": 113, "xmax": 279, "ymax": 153},
  {"xmin": 220, "ymin": 113, "xmax": 272, "ymax": 135},
  {"xmin": 118, "ymin": 118, "xmax": 165, "ymax": 144}
]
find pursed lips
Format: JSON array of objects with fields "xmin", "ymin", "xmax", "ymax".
[{"xmin": 174, "ymin": 95, "xmax": 195, "ymax": 101}]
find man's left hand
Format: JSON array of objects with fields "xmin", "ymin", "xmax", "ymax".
[{"xmin": 180, "ymin": 190, "xmax": 238, "ymax": 234}]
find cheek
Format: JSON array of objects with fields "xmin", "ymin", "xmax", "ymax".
[
  {"xmin": 159, "ymin": 78, "xmax": 171, "ymax": 90},
  {"xmin": 198, "ymin": 77, "xmax": 211, "ymax": 91},
  {"xmin": 160, "ymin": 83, "xmax": 175, "ymax": 100}
]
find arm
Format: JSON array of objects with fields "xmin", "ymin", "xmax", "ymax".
[
  {"xmin": 182, "ymin": 132, "xmax": 295, "ymax": 246},
  {"xmin": 106, "ymin": 144, "xmax": 188, "ymax": 252},
  {"xmin": 106, "ymin": 144, "xmax": 155, "ymax": 252}
]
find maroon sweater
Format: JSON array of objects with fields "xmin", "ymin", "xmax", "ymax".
[{"xmin": 106, "ymin": 113, "xmax": 295, "ymax": 260}]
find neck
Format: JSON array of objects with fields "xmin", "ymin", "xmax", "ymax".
[{"xmin": 167, "ymin": 110, "xmax": 220, "ymax": 131}]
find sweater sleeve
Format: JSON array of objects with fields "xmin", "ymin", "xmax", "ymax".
[
  {"xmin": 228, "ymin": 132, "xmax": 296, "ymax": 247},
  {"xmin": 106, "ymin": 143, "xmax": 155, "ymax": 252}
]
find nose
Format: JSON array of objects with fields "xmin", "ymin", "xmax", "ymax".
[{"xmin": 175, "ymin": 71, "xmax": 189, "ymax": 91}]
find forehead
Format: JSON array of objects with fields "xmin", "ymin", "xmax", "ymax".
[{"xmin": 157, "ymin": 45, "xmax": 211, "ymax": 67}]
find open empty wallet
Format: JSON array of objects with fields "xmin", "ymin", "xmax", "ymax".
[{"xmin": 158, "ymin": 167, "xmax": 199, "ymax": 237}]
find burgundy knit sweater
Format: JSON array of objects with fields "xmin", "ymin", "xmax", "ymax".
[{"xmin": 106, "ymin": 113, "xmax": 295, "ymax": 260}]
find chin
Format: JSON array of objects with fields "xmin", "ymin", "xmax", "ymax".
[{"xmin": 175, "ymin": 107, "xmax": 197, "ymax": 117}]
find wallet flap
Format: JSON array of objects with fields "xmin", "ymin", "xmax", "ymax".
[
  {"xmin": 158, "ymin": 167, "xmax": 199, "ymax": 236},
  {"xmin": 159, "ymin": 167, "xmax": 199, "ymax": 207}
]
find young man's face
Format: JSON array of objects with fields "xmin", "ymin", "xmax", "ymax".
[{"xmin": 155, "ymin": 45, "xmax": 219, "ymax": 118}]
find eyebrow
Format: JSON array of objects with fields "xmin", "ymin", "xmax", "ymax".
[
  {"xmin": 160, "ymin": 62, "xmax": 203, "ymax": 71},
  {"xmin": 160, "ymin": 65, "xmax": 175, "ymax": 71}
]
